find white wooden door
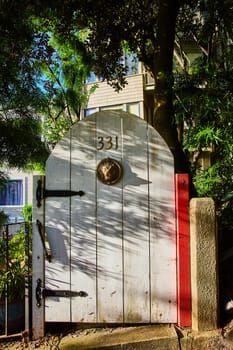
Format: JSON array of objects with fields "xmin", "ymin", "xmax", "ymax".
[{"xmin": 44, "ymin": 110, "xmax": 177, "ymax": 323}]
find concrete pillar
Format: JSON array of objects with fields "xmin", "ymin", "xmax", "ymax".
[{"xmin": 190, "ymin": 198, "xmax": 218, "ymax": 331}]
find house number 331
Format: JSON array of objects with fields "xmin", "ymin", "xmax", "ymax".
[{"xmin": 97, "ymin": 136, "xmax": 118, "ymax": 150}]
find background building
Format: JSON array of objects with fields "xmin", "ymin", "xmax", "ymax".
[
  {"xmin": 82, "ymin": 43, "xmax": 201, "ymax": 124},
  {"xmin": 0, "ymin": 169, "xmax": 35, "ymax": 222}
]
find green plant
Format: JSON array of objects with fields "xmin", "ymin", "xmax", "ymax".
[
  {"xmin": 22, "ymin": 204, "xmax": 32, "ymax": 222},
  {"xmin": 0, "ymin": 230, "xmax": 26, "ymax": 302}
]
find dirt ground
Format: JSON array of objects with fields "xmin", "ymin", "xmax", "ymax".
[{"xmin": 2, "ymin": 323, "xmax": 233, "ymax": 350}]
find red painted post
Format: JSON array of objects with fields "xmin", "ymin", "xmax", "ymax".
[{"xmin": 176, "ymin": 174, "xmax": 192, "ymax": 326}]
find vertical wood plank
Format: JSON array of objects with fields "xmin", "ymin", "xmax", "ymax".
[
  {"xmin": 32, "ymin": 175, "xmax": 45, "ymax": 339},
  {"xmin": 45, "ymin": 131, "xmax": 71, "ymax": 322},
  {"xmin": 149, "ymin": 128, "xmax": 177, "ymax": 323},
  {"xmin": 123, "ymin": 115, "xmax": 150, "ymax": 323},
  {"xmin": 176, "ymin": 174, "xmax": 191, "ymax": 326},
  {"xmin": 70, "ymin": 117, "xmax": 97, "ymax": 322},
  {"xmin": 96, "ymin": 111, "xmax": 124, "ymax": 322}
]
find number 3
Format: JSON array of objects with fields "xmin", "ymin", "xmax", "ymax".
[
  {"xmin": 97, "ymin": 136, "xmax": 104, "ymax": 150},
  {"xmin": 105, "ymin": 136, "xmax": 113, "ymax": 150},
  {"xmin": 96, "ymin": 136, "xmax": 118, "ymax": 150}
]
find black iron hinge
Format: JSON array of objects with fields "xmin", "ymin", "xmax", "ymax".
[
  {"xmin": 36, "ymin": 179, "xmax": 85, "ymax": 207},
  {"xmin": 36, "ymin": 278, "xmax": 88, "ymax": 308}
]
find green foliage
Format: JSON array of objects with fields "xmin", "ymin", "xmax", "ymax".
[
  {"xmin": 0, "ymin": 207, "xmax": 32, "ymax": 303},
  {"xmin": 0, "ymin": 0, "xmax": 49, "ymax": 169},
  {"xmin": 174, "ymin": 0, "xmax": 233, "ymax": 208},
  {"xmin": 174, "ymin": 0, "xmax": 233, "ymax": 202},
  {"xmin": 0, "ymin": 115, "xmax": 49, "ymax": 168},
  {"xmin": 43, "ymin": 114, "xmax": 74, "ymax": 146},
  {"xmin": 0, "ymin": 1, "xmax": 91, "ymax": 164},
  {"xmin": 0, "ymin": 229, "xmax": 25, "ymax": 302},
  {"xmin": 22, "ymin": 205, "xmax": 32, "ymax": 222},
  {"xmin": 0, "ymin": 0, "xmax": 34, "ymax": 94},
  {"xmin": 193, "ymin": 163, "xmax": 225, "ymax": 198},
  {"xmin": 28, "ymin": 28, "xmax": 94, "ymax": 145},
  {"xmin": 0, "ymin": 206, "xmax": 32, "ymax": 302},
  {"xmin": 175, "ymin": 56, "xmax": 233, "ymax": 231}
]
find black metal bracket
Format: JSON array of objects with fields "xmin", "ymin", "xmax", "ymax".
[
  {"xmin": 36, "ymin": 278, "xmax": 88, "ymax": 308},
  {"xmin": 44, "ymin": 289, "xmax": 88, "ymax": 298},
  {"xmin": 36, "ymin": 220, "xmax": 52, "ymax": 262},
  {"xmin": 36, "ymin": 278, "xmax": 43, "ymax": 308},
  {"xmin": 36, "ymin": 179, "xmax": 85, "ymax": 208},
  {"xmin": 36, "ymin": 179, "xmax": 43, "ymax": 208}
]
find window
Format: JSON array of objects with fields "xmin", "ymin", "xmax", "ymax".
[
  {"xmin": 126, "ymin": 102, "xmax": 140, "ymax": 117},
  {"xmin": 0, "ymin": 180, "xmax": 23, "ymax": 206},
  {"xmin": 100, "ymin": 105, "xmax": 123, "ymax": 111},
  {"xmin": 85, "ymin": 53, "xmax": 139, "ymax": 84},
  {"xmin": 84, "ymin": 107, "xmax": 98, "ymax": 117}
]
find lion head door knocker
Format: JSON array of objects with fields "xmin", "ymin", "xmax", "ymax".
[{"xmin": 97, "ymin": 158, "xmax": 123, "ymax": 185}]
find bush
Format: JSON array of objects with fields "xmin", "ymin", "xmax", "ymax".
[{"xmin": 0, "ymin": 229, "xmax": 26, "ymax": 302}]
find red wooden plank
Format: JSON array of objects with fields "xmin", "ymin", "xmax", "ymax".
[{"xmin": 176, "ymin": 174, "xmax": 192, "ymax": 326}]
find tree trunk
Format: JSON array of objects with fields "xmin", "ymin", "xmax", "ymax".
[{"xmin": 152, "ymin": 0, "xmax": 189, "ymax": 174}]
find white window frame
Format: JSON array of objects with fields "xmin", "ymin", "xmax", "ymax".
[{"xmin": 0, "ymin": 176, "xmax": 26, "ymax": 208}]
